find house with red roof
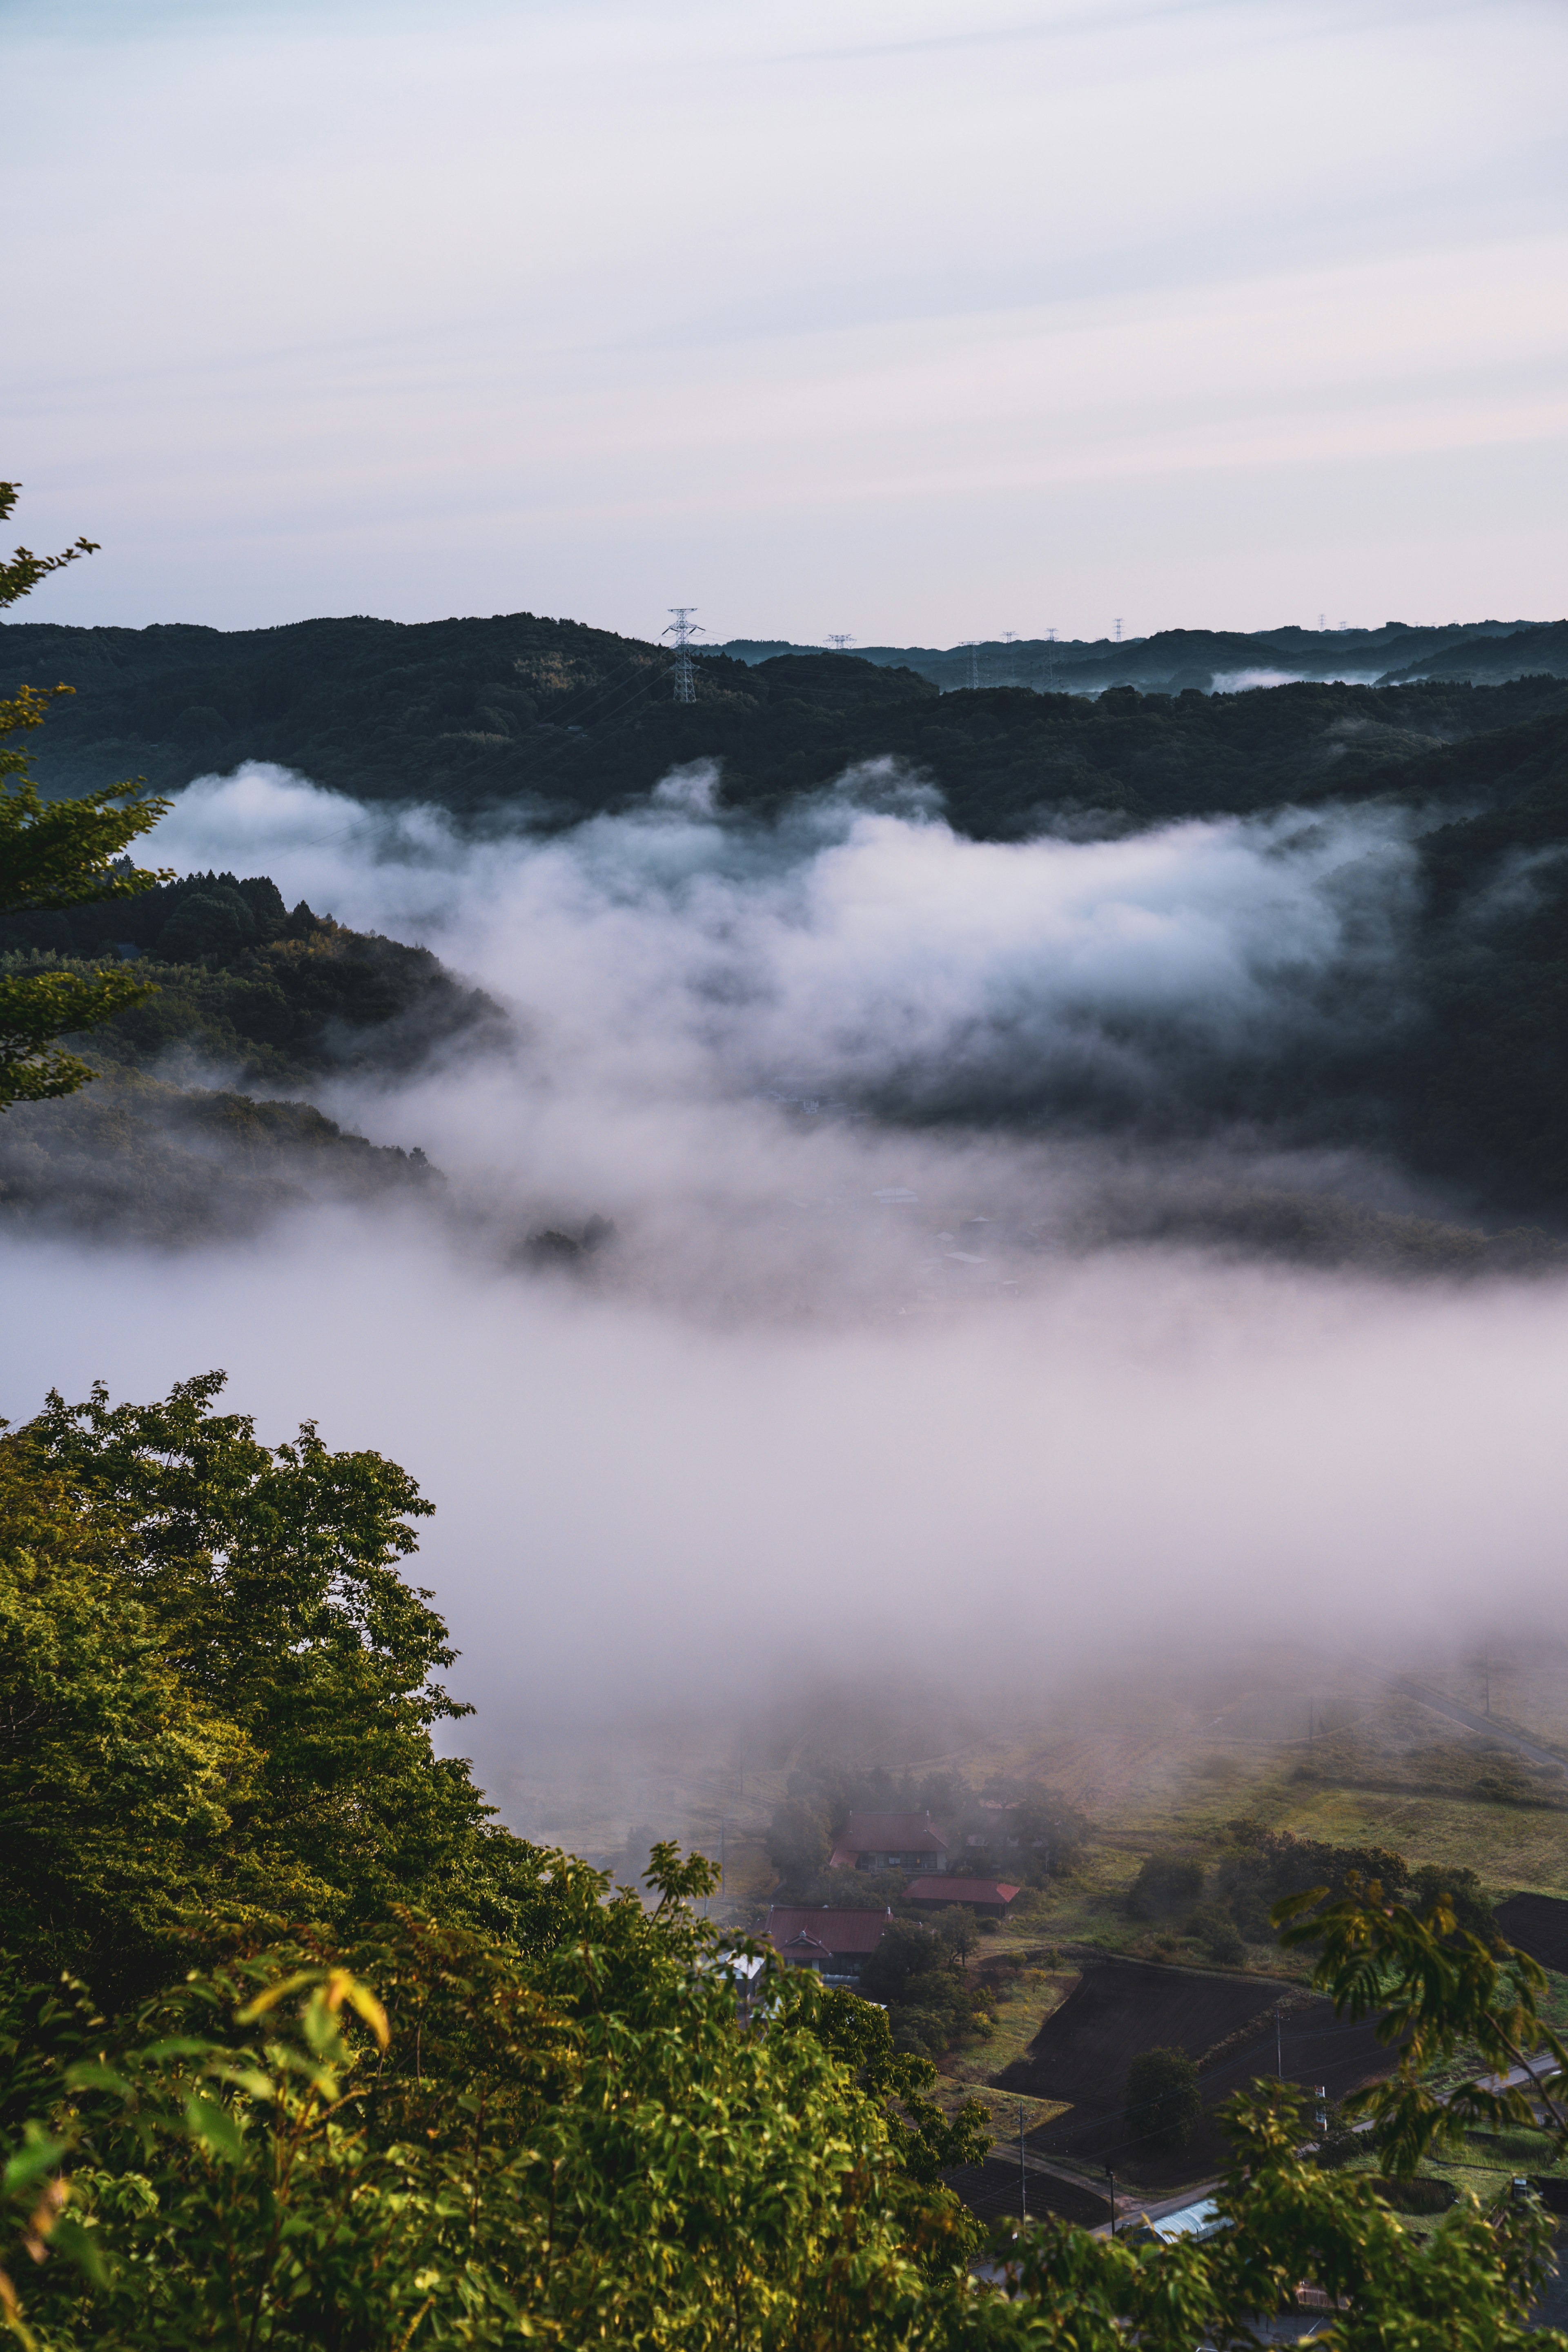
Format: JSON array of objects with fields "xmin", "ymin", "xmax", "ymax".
[
  {"xmin": 827, "ymin": 1811, "xmax": 949, "ymax": 1874},
  {"xmin": 906, "ymin": 1875, "xmax": 1021, "ymax": 1918},
  {"xmin": 759, "ymin": 1905, "xmax": 895, "ymax": 1983}
]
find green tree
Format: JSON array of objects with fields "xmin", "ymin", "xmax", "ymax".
[
  {"xmin": 1124, "ymin": 2046, "xmax": 1202, "ymax": 2155},
  {"xmin": 762, "ymin": 1797, "xmax": 831, "ymax": 1886},
  {"xmin": 3, "ymin": 1373, "xmax": 543, "ymax": 1991},
  {"xmin": 936, "ymin": 1906, "xmax": 981, "ymax": 1965},
  {"xmin": 1126, "ymin": 1854, "xmax": 1203, "ymax": 1919},
  {"xmin": 0, "ymin": 1858, "xmax": 984, "ymax": 2351},
  {"xmin": 0, "ymin": 482, "xmax": 169, "ymax": 1108},
  {"xmin": 0, "ymin": 1441, "xmax": 263, "ymax": 1984}
]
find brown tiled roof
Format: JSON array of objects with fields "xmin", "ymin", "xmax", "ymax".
[
  {"xmin": 831, "ymin": 1811, "xmax": 948, "ymax": 1856},
  {"xmin": 761, "ymin": 1905, "xmax": 895, "ymax": 1956},
  {"xmin": 906, "ymin": 1877, "xmax": 1021, "ymax": 1904}
]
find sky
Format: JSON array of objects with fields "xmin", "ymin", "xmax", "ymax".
[{"xmin": 7, "ymin": 0, "xmax": 1568, "ymax": 645}]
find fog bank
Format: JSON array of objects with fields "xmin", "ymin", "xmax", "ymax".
[{"xmin": 5, "ymin": 762, "xmax": 1565, "ymax": 1828}]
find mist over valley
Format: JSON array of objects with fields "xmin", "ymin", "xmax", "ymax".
[{"xmin": 8, "ymin": 635, "xmax": 1568, "ymax": 1866}]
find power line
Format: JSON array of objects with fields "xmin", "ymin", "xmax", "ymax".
[{"xmin": 663, "ymin": 607, "xmax": 704, "ymax": 703}]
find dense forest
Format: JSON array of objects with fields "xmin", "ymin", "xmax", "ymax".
[
  {"xmin": 716, "ymin": 617, "xmax": 1566, "ymax": 696},
  {"xmin": 3, "ymin": 610, "xmax": 1566, "ymax": 829},
  {"xmin": 0, "ymin": 873, "xmax": 503, "ymax": 1238}
]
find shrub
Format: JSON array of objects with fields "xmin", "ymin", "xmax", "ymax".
[
  {"xmin": 1370, "ymin": 2176, "xmax": 1459, "ymax": 2215},
  {"xmin": 1127, "ymin": 1855, "xmax": 1205, "ymax": 1919},
  {"xmin": 1186, "ymin": 1903, "xmax": 1246, "ymax": 1966},
  {"xmin": 1125, "ymin": 2046, "xmax": 1203, "ymax": 2154}
]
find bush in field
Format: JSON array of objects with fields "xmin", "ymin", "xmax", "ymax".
[
  {"xmin": 1127, "ymin": 1854, "xmax": 1205, "ymax": 1919},
  {"xmin": 1125, "ymin": 2046, "xmax": 1203, "ymax": 2154},
  {"xmin": 1187, "ymin": 1902, "xmax": 1246, "ymax": 1966}
]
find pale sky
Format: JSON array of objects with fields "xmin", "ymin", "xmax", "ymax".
[{"xmin": 7, "ymin": 0, "xmax": 1567, "ymax": 643}]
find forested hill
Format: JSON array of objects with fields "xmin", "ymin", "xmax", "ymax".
[
  {"xmin": 716, "ymin": 618, "xmax": 1563, "ymax": 695},
  {"xmin": 4, "ymin": 612, "xmax": 1568, "ymax": 835}
]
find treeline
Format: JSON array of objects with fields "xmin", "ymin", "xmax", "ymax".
[
  {"xmin": 715, "ymin": 617, "xmax": 1564, "ymax": 696},
  {"xmin": 0, "ymin": 869, "xmax": 503, "ymax": 1240},
  {"xmin": 0, "ymin": 866, "xmax": 505, "ymax": 1091},
  {"xmin": 1126, "ymin": 1827, "xmax": 1492, "ymax": 1968},
  {"xmin": 765, "ymin": 1762, "xmax": 1090, "ymax": 1904},
  {"xmin": 4, "ymin": 610, "xmax": 1566, "ymax": 835}
]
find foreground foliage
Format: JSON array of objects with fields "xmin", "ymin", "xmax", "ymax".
[
  {"xmin": 0, "ymin": 485, "xmax": 167, "ymax": 1109},
  {"xmin": 4, "ymin": 1368, "xmax": 1568, "ymax": 2346},
  {"xmin": 2, "ymin": 1877, "xmax": 1567, "ymax": 2350}
]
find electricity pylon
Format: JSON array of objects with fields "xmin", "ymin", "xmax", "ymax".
[
  {"xmin": 825, "ymin": 633, "xmax": 855, "ymax": 653},
  {"xmin": 664, "ymin": 608, "xmax": 704, "ymax": 702}
]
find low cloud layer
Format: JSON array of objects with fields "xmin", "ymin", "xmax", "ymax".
[
  {"xmin": 159, "ymin": 759, "xmax": 1418, "ymax": 1127},
  {"xmin": 6, "ymin": 762, "xmax": 1564, "ymax": 1828}
]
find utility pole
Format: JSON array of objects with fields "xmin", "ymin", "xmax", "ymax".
[
  {"xmin": 1276, "ymin": 2003, "xmax": 1283, "ymax": 2078},
  {"xmin": 1019, "ymin": 2102, "xmax": 1027, "ymax": 2221},
  {"xmin": 825, "ymin": 633, "xmax": 855, "ymax": 653},
  {"xmin": 1105, "ymin": 2166, "xmax": 1116, "ymax": 2236},
  {"xmin": 663, "ymin": 608, "xmax": 704, "ymax": 702}
]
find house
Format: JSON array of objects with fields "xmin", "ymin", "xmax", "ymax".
[
  {"xmin": 759, "ymin": 1905, "xmax": 895, "ymax": 1983},
  {"xmin": 827, "ymin": 1811, "xmax": 949, "ymax": 1874},
  {"xmin": 906, "ymin": 1875, "xmax": 1021, "ymax": 1918}
]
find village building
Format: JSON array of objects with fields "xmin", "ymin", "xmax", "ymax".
[
  {"xmin": 905, "ymin": 1875, "xmax": 1021, "ymax": 1918},
  {"xmin": 759, "ymin": 1905, "xmax": 895, "ymax": 1984},
  {"xmin": 827, "ymin": 1810, "xmax": 949, "ymax": 1873}
]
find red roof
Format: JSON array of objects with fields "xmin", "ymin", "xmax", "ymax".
[
  {"xmin": 906, "ymin": 1877, "xmax": 1022, "ymax": 1905},
  {"xmin": 829, "ymin": 1811, "xmax": 949, "ymax": 1862},
  {"xmin": 762, "ymin": 1905, "xmax": 894, "ymax": 1957}
]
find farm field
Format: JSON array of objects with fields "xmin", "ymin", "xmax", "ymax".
[{"xmin": 495, "ymin": 1633, "xmax": 1568, "ymax": 2189}]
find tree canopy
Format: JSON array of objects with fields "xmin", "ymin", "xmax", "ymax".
[{"xmin": 0, "ymin": 483, "xmax": 169, "ymax": 1109}]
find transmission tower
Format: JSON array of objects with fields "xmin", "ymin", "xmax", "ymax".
[
  {"xmin": 1046, "ymin": 626, "xmax": 1058, "ymax": 690},
  {"xmin": 825, "ymin": 633, "xmax": 855, "ymax": 653},
  {"xmin": 1002, "ymin": 628, "xmax": 1019, "ymax": 686},
  {"xmin": 1113, "ymin": 617, "xmax": 1123, "ymax": 643},
  {"xmin": 663, "ymin": 608, "xmax": 704, "ymax": 703},
  {"xmin": 964, "ymin": 640, "xmax": 980, "ymax": 690}
]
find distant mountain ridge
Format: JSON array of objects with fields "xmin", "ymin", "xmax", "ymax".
[
  {"xmin": 711, "ymin": 618, "xmax": 1559, "ymax": 695},
  {"xmin": 3, "ymin": 612, "xmax": 1566, "ymax": 831}
]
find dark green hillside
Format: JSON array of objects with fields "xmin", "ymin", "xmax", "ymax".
[
  {"xmin": 0, "ymin": 869, "xmax": 505, "ymax": 1091},
  {"xmin": 1383, "ymin": 619, "xmax": 1568, "ymax": 686},
  {"xmin": 4, "ymin": 612, "xmax": 1566, "ymax": 835},
  {"xmin": 0, "ymin": 1077, "xmax": 438, "ymax": 1243},
  {"xmin": 0, "ymin": 873, "xmax": 503, "ymax": 1239},
  {"xmin": 716, "ymin": 618, "xmax": 1555, "ymax": 695}
]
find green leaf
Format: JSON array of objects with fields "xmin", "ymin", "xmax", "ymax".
[
  {"xmin": 183, "ymin": 2096, "xmax": 243, "ymax": 2163},
  {"xmin": 2, "ymin": 2135, "xmax": 69, "ymax": 2196},
  {"xmin": 62, "ymin": 2061, "xmax": 132, "ymax": 2094}
]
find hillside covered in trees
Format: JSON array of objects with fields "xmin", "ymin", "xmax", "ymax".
[
  {"xmin": 0, "ymin": 871, "xmax": 503, "ymax": 1238},
  {"xmin": 4, "ymin": 610, "xmax": 1567, "ymax": 834},
  {"xmin": 10, "ymin": 610, "xmax": 1568, "ymax": 1217}
]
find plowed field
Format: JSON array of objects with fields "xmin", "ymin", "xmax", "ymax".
[
  {"xmin": 996, "ymin": 1954, "xmax": 1396, "ymax": 2189},
  {"xmin": 1496, "ymin": 1893, "xmax": 1568, "ymax": 1975}
]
